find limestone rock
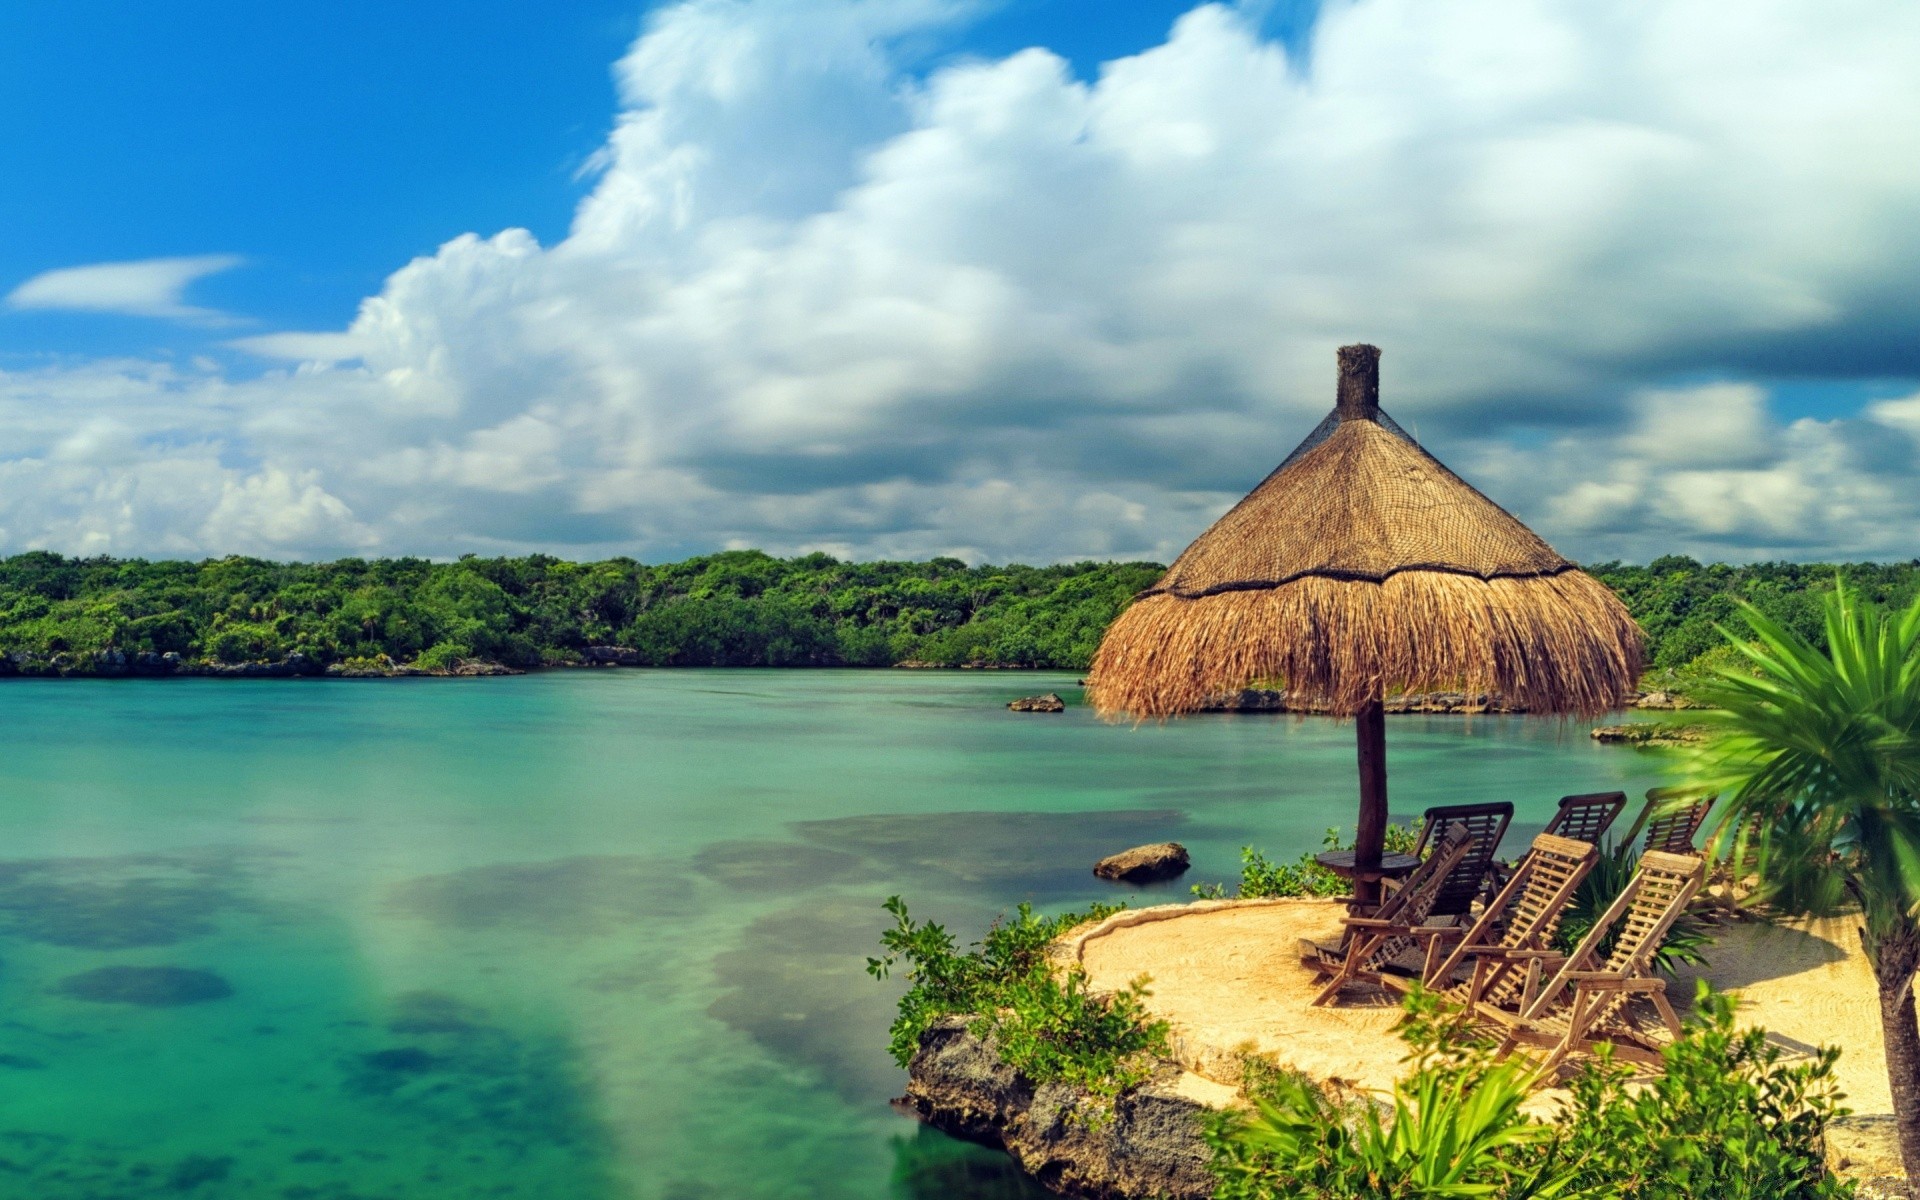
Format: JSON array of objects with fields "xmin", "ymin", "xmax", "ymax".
[
  {"xmin": 1590, "ymin": 722, "xmax": 1707, "ymax": 746},
  {"xmin": 1094, "ymin": 843, "xmax": 1191, "ymax": 884},
  {"xmin": 901, "ymin": 1017, "xmax": 1216, "ymax": 1200},
  {"xmin": 1009, "ymin": 693, "xmax": 1067, "ymax": 713},
  {"xmin": 581, "ymin": 646, "xmax": 644, "ymax": 666}
]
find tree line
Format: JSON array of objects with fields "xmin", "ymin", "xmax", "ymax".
[{"xmin": 0, "ymin": 549, "xmax": 1913, "ymax": 675}]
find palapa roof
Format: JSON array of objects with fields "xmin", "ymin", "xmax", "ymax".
[{"xmin": 1086, "ymin": 344, "xmax": 1643, "ymax": 719}]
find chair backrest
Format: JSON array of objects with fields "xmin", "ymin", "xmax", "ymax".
[
  {"xmin": 1629, "ymin": 788, "xmax": 1717, "ymax": 855},
  {"xmin": 1544, "ymin": 792, "xmax": 1627, "ymax": 847},
  {"xmin": 1412, "ymin": 802, "xmax": 1514, "ymax": 918},
  {"xmin": 1366, "ymin": 823, "xmax": 1476, "ymax": 969},
  {"xmin": 1429, "ymin": 833, "xmax": 1598, "ymax": 1003},
  {"xmin": 1525, "ymin": 850, "xmax": 1706, "ymax": 1022}
]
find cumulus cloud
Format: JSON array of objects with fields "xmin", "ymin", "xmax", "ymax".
[
  {"xmin": 6, "ymin": 254, "xmax": 244, "ymax": 322},
  {"xmin": 4, "ymin": 0, "xmax": 1920, "ymax": 563}
]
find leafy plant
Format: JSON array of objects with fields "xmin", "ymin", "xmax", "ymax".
[
  {"xmin": 1547, "ymin": 984, "xmax": 1851, "ymax": 1199},
  {"xmin": 1207, "ymin": 988, "xmax": 1588, "ymax": 1199},
  {"xmin": 1206, "ymin": 983, "xmax": 1852, "ymax": 1200},
  {"xmin": 1193, "ymin": 823, "xmax": 1424, "ymax": 900},
  {"xmin": 867, "ymin": 896, "xmax": 1169, "ymax": 1114},
  {"xmin": 1691, "ymin": 582, "xmax": 1920, "ymax": 1180}
]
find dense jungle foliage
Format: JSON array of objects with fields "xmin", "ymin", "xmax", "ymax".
[
  {"xmin": 0, "ymin": 549, "xmax": 1914, "ymax": 675},
  {"xmin": 0, "ymin": 550, "xmax": 1162, "ymax": 671}
]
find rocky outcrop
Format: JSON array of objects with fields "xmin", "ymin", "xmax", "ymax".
[
  {"xmin": 1203, "ymin": 688, "xmax": 1523, "ymax": 714},
  {"xmin": 181, "ymin": 654, "xmax": 322, "ymax": 677},
  {"xmin": 579, "ymin": 645, "xmax": 644, "ymax": 666},
  {"xmin": 1826, "ymin": 1115, "xmax": 1911, "ymax": 1199},
  {"xmin": 1590, "ymin": 722, "xmax": 1707, "ymax": 746},
  {"xmin": 1629, "ymin": 690, "xmax": 1700, "ymax": 710},
  {"xmin": 901, "ymin": 1018, "xmax": 1216, "ymax": 1200},
  {"xmin": 325, "ymin": 657, "xmax": 521, "ymax": 678},
  {"xmin": 1093, "ymin": 844, "xmax": 1190, "ymax": 884},
  {"xmin": 1010, "ymin": 693, "xmax": 1067, "ymax": 713}
]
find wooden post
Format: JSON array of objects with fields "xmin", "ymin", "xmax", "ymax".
[{"xmin": 1353, "ymin": 697, "xmax": 1389, "ymax": 907}]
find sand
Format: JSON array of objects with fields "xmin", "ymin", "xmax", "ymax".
[{"xmin": 1069, "ymin": 899, "xmax": 1891, "ymax": 1115}]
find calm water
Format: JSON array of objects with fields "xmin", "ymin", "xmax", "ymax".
[{"xmin": 0, "ymin": 671, "xmax": 1679, "ymax": 1199}]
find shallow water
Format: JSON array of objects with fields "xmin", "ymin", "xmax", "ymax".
[{"xmin": 0, "ymin": 671, "xmax": 1679, "ymax": 1198}]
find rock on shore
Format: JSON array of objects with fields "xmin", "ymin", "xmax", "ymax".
[
  {"xmin": 1590, "ymin": 722, "xmax": 1707, "ymax": 746},
  {"xmin": 901, "ymin": 1017, "xmax": 1217, "ymax": 1200},
  {"xmin": 1202, "ymin": 688, "xmax": 1523, "ymax": 714}
]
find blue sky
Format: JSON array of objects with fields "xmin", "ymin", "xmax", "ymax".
[
  {"xmin": 1, "ymin": 0, "xmax": 1276, "ymax": 360},
  {"xmin": 3, "ymin": 0, "xmax": 1919, "ymax": 565}
]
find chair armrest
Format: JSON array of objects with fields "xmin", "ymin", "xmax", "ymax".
[
  {"xmin": 1563, "ymin": 973, "xmax": 1665, "ymax": 992},
  {"xmin": 1463, "ymin": 947, "xmax": 1565, "ymax": 960}
]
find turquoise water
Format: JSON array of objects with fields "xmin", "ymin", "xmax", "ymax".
[{"xmin": 0, "ymin": 672, "xmax": 1679, "ymax": 1198}]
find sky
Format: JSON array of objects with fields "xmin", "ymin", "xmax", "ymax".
[{"xmin": 2, "ymin": 0, "xmax": 1918, "ymax": 567}]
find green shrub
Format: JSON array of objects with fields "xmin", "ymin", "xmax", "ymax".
[
  {"xmin": 867, "ymin": 896, "xmax": 1169, "ymax": 1113},
  {"xmin": 414, "ymin": 641, "xmax": 471, "ymax": 671},
  {"xmin": 1193, "ymin": 824, "xmax": 1422, "ymax": 900},
  {"xmin": 1206, "ymin": 983, "xmax": 1852, "ymax": 1199}
]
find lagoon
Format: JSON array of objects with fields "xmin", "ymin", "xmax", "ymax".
[{"xmin": 0, "ymin": 671, "xmax": 1678, "ymax": 1199}]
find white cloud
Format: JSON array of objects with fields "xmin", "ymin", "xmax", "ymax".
[
  {"xmin": 2, "ymin": 0, "xmax": 1919, "ymax": 562},
  {"xmin": 6, "ymin": 255, "xmax": 244, "ymax": 322}
]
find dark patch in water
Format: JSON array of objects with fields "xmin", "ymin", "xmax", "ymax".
[
  {"xmin": 386, "ymin": 991, "xmax": 485, "ymax": 1035},
  {"xmin": 53, "ymin": 966, "xmax": 233, "ymax": 1007},
  {"xmin": 891, "ymin": 1124, "xmax": 1054, "ymax": 1199},
  {"xmin": 385, "ymin": 855, "xmax": 697, "ymax": 933},
  {"xmin": 0, "ymin": 1053, "xmax": 45, "ymax": 1069},
  {"xmin": 337, "ymin": 995, "xmax": 607, "ymax": 1158},
  {"xmin": 708, "ymin": 897, "xmax": 909, "ymax": 1104},
  {"xmin": 165, "ymin": 1153, "xmax": 232, "ymax": 1190},
  {"xmin": 793, "ymin": 808, "xmax": 1189, "ymax": 900},
  {"xmin": 691, "ymin": 840, "xmax": 878, "ymax": 894},
  {"xmin": 0, "ymin": 847, "xmax": 260, "ymax": 949},
  {"xmin": 361, "ymin": 1047, "xmax": 437, "ymax": 1073}
]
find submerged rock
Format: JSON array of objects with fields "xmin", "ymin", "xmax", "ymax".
[
  {"xmin": 901, "ymin": 1017, "xmax": 1215, "ymax": 1200},
  {"xmin": 1009, "ymin": 693, "xmax": 1066, "ymax": 713},
  {"xmin": 361, "ymin": 1046, "xmax": 438, "ymax": 1073},
  {"xmin": 1093, "ymin": 844, "xmax": 1191, "ymax": 884},
  {"xmin": 53, "ymin": 965, "xmax": 233, "ymax": 1007}
]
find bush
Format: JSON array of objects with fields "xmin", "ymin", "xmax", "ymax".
[
  {"xmin": 1192, "ymin": 824, "xmax": 1423, "ymax": 900},
  {"xmin": 868, "ymin": 896, "xmax": 1170, "ymax": 1114},
  {"xmin": 1206, "ymin": 983, "xmax": 1852, "ymax": 1199}
]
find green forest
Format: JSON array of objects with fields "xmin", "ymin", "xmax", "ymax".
[{"xmin": 0, "ymin": 549, "xmax": 1915, "ymax": 679}]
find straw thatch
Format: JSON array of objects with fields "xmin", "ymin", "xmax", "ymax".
[{"xmin": 1087, "ymin": 346, "xmax": 1642, "ymax": 719}]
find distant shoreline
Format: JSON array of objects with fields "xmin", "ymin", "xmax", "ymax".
[{"xmin": 3, "ymin": 549, "xmax": 1910, "ymax": 686}]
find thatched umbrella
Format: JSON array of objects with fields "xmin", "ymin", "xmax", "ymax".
[{"xmin": 1086, "ymin": 344, "xmax": 1642, "ymax": 902}]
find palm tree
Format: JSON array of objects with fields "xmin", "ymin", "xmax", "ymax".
[{"xmin": 1691, "ymin": 582, "xmax": 1920, "ymax": 1180}]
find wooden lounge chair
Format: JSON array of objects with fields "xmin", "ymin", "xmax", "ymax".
[
  {"xmin": 1391, "ymin": 801, "xmax": 1513, "ymax": 923},
  {"xmin": 1380, "ymin": 832, "xmax": 1599, "ymax": 1009},
  {"xmin": 1621, "ymin": 787, "xmax": 1717, "ymax": 855},
  {"xmin": 1303, "ymin": 823, "xmax": 1476, "ymax": 1005},
  {"xmin": 1486, "ymin": 793, "xmax": 1622, "ymax": 892},
  {"xmin": 1476, "ymin": 850, "xmax": 1707, "ymax": 1074},
  {"xmin": 1544, "ymin": 791, "xmax": 1628, "ymax": 844}
]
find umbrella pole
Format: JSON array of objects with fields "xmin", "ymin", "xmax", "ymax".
[{"xmin": 1353, "ymin": 697, "xmax": 1389, "ymax": 907}]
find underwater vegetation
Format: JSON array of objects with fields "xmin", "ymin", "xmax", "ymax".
[
  {"xmin": 53, "ymin": 965, "xmax": 234, "ymax": 1006},
  {"xmin": 0, "ymin": 848, "xmax": 255, "ymax": 949}
]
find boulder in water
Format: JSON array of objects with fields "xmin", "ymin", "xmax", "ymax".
[
  {"xmin": 1093, "ymin": 843, "xmax": 1190, "ymax": 883},
  {"xmin": 1008, "ymin": 693, "xmax": 1065, "ymax": 713}
]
